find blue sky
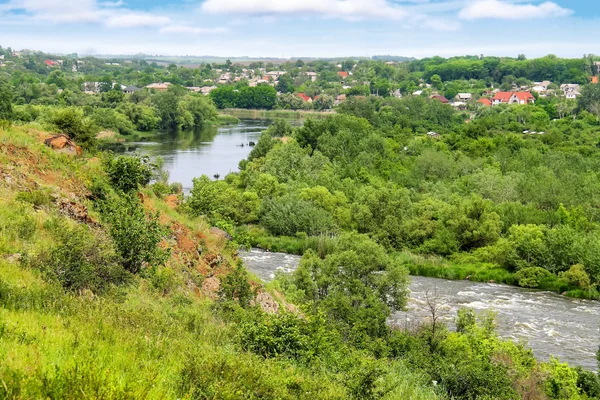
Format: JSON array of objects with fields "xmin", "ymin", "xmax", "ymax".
[{"xmin": 0, "ymin": 0, "xmax": 598, "ymax": 58}]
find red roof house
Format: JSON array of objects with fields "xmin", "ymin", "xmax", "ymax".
[
  {"xmin": 477, "ymin": 98, "xmax": 492, "ymax": 107},
  {"xmin": 297, "ymin": 93, "xmax": 313, "ymax": 102},
  {"xmin": 492, "ymin": 91, "xmax": 535, "ymax": 106},
  {"xmin": 44, "ymin": 60, "xmax": 57, "ymax": 67},
  {"xmin": 337, "ymin": 71, "xmax": 349, "ymax": 78},
  {"xmin": 430, "ymin": 95, "xmax": 449, "ymax": 104}
]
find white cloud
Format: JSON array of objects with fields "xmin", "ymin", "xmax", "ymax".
[
  {"xmin": 0, "ymin": 0, "xmax": 171, "ymax": 28},
  {"xmin": 106, "ymin": 14, "xmax": 171, "ymax": 28},
  {"xmin": 201, "ymin": 0, "xmax": 408, "ymax": 20},
  {"xmin": 160, "ymin": 25, "xmax": 227, "ymax": 35},
  {"xmin": 459, "ymin": 0, "xmax": 573, "ymax": 20}
]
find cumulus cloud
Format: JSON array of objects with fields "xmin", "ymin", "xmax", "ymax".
[
  {"xmin": 0, "ymin": 0, "xmax": 171, "ymax": 28},
  {"xmin": 160, "ymin": 25, "xmax": 227, "ymax": 35},
  {"xmin": 459, "ymin": 0, "xmax": 573, "ymax": 20},
  {"xmin": 201, "ymin": 0, "xmax": 408, "ymax": 20}
]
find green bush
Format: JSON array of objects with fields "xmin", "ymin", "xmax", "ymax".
[
  {"xmin": 29, "ymin": 223, "xmax": 129, "ymax": 293},
  {"xmin": 99, "ymin": 194, "xmax": 169, "ymax": 274},
  {"xmin": 48, "ymin": 107, "xmax": 98, "ymax": 148},
  {"xmin": 219, "ymin": 262, "xmax": 253, "ymax": 307},
  {"xmin": 103, "ymin": 155, "xmax": 155, "ymax": 193},
  {"xmin": 514, "ymin": 267, "xmax": 554, "ymax": 288}
]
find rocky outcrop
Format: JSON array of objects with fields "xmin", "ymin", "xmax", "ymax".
[
  {"xmin": 254, "ymin": 291, "xmax": 280, "ymax": 314},
  {"xmin": 44, "ymin": 135, "xmax": 82, "ymax": 156},
  {"xmin": 210, "ymin": 227, "xmax": 233, "ymax": 241},
  {"xmin": 57, "ymin": 198, "xmax": 95, "ymax": 225}
]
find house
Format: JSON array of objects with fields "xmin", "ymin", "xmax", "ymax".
[
  {"xmin": 477, "ymin": 98, "xmax": 492, "ymax": 107},
  {"xmin": 305, "ymin": 72, "xmax": 318, "ymax": 82},
  {"xmin": 455, "ymin": 93, "xmax": 472, "ymax": 102},
  {"xmin": 297, "ymin": 93, "xmax": 313, "ymax": 103},
  {"xmin": 412, "ymin": 90, "xmax": 423, "ymax": 96},
  {"xmin": 427, "ymin": 131, "xmax": 441, "ymax": 138},
  {"xmin": 201, "ymin": 86, "xmax": 217, "ymax": 95},
  {"xmin": 391, "ymin": 89, "xmax": 403, "ymax": 99},
  {"xmin": 186, "ymin": 86, "xmax": 201, "ymax": 93},
  {"xmin": 561, "ymin": 84, "xmax": 581, "ymax": 99},
  {"xmin": 594, "ymin": 62, "xmax": 600, "ymax": 75},
  {"xmin": 123, "ymin": 85, "xmax": 141, "ymax": 94},
  {"xmin": 146, "ymin": 82, "xmax": 171, "ymax": 92},
  {"xmin": 337, "ymin": 71, "xmax": 349, "ymax": 79},
  {"xmin": 266, "ymin": 71, "xmax": 286, "ymax": 79},
  {"xmin": 492, "ymin": 91, "xmax": 535, "ymax": 106},
  {"xmin": 11, "ymin": 51, "xmax": 21, "ymax": 57},
  {"xmin": 592, "ymin": 76, "xmax": 599, "ymax": 85},
  {"xmin": 334, "ymin": 94, "xmax": 346, "ymax": 105},
  {"xmin": 44, "ymin": 60, "xmax": 59, "ymax": 67},
  {"xmin": 0, "ymin": 55, "xmax": 4, "ymax": 60},
  {"xmin": 430, "ymin": 95, "xmax": 449, "ymax": 104}
]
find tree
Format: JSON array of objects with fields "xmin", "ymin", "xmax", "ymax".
[
  {"xmin": 275, "ymin": 73, "xmax": 294, "ymax": 94},
  {"xmin": 430, "ymin": 74, "xmax": 443, "ymax": 90},
  {"xmin": 152, "ymin": 91, "xmax": 180, "ymax": 129},
  {"xmin": 0, "ymin": 78, "xmax": 13, "ymax": 120},
  {"xmin": 46, "ymin": 70, "xmax": 67, "ymax": 89},
  {"xmin": 577, "ymin": 84, "xmax": 600, "ymax": 114}
]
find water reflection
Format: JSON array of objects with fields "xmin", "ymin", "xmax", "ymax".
[{"xmin": 124, "ymin": 119, "xmax": 271, "ymax": 190}]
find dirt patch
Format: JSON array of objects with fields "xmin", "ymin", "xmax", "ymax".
[
  {"xmin": 165, "ymin": 194, "xmax": 179, "ymax": 209},
  {"xmin": 201, "ymin": 276, "xmax": 220, "ymax": 299}
]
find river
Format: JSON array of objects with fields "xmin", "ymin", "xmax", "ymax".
[
  {"xmin": 240, "ymin": 248, "xmax": 600, "ymax": 371},
  {"xmin": 124, "ymin": 119, "xmax": 272, "ymax": 191}
]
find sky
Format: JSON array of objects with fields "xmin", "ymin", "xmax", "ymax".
[{"xmin": 0, "ymin": 0, "xmax": 597, "ymax": 59}]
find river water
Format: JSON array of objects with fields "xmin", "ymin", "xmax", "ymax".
[
  {"xmin": 240, "ymin": 248, "xmax": 600, "ymax": 371},
  {"xmin": 124, "ymin": 119, "xmax": 271, "ymax": 191}
]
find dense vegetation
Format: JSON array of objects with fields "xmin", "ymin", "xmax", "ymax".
[
  {"xmin": 188, "ymin": 83, "xmax": 600, "ymax": 302},
  {"xmin": 3, "ymin": 122, "xmax": 600, "ymax": 399},
  {"xmin": 4, "ymin": 46, "xmax": 600, "ymax": 399}
]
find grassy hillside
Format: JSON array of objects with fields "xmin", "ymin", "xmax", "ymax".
[{"xmin": 0, "ymin": 125, "xmax": 438, "ymax": 399}]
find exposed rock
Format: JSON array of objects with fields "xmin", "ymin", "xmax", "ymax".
[
  {"xmin": 254, "ymin": 291, "xmax": 280, "ymax": 314},
  {"xmin": 6, "ymin": 253, "xmax": 22, "ymax": 263},
  {"xmin": 57, "ymin": 198, "xmax": 95, "ymax": 225},
  {"xmin": 210, "ymin": 227, "xmax": 233, "ymax": 241},
  {"xmin": 44, "ymin": 134, "xmax": 82, "ymax": 156},
  {"xmin": 204, "ymin": 253, "xmax": 223, "ymax": 268},
  {"xmin": 201, "ymin": 276, "xmax": 220, "ymax": 299}
]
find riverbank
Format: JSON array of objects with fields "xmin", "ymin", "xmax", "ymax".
[
  {"xmin": 247, "ymin": 227, "xmax": 600, "ymax": 301},
  {"xmin": 221, "ymin": 108, "xmax": 334, "ymax": 120}
]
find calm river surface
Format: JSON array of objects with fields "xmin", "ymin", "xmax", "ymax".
[
  {"xmin": 125, "ymin": 119, "xmax": 272, "ymax": 191},
  {"xmin": 241, "ymin": 248, "xmax": 600, "ymax": 371}
]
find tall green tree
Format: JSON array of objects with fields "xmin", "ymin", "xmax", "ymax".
[{"xmin": 0, "ymin": 78, "xmax": 13, "ymax": 120}]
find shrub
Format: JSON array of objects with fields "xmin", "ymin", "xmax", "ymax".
[
  {"xmin": 259, "ymin": 195, "xmax": 337, "ymax": 236},
  {"xmin": 560, "ymin": 264, "xmax": 592, "ymax": 290},
  {"xmin": 15, "ymin": 189, "xmax": 52, "ymax": 208},
  {"xmin": 514, "ymin": 267, "xmax": 553, "ymax": 288},
  {"xmin": 219, "ymin": 262, "xmax": 253, "ymax": 307},
  {"xmin": 29, "ymin": 223, "xmax": 129, "ymax": 293},
  {"xmin": 48, "ymin": 107, "xmax": 98, "ymax": 148},
  {"xmin": 99, "ymin": 194, "xmax": 169, "ymax": 274},
  {"xmin": 103, "ymin": 155, "xmax": 155, "ymax": 193}
]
